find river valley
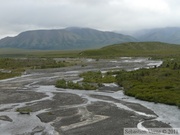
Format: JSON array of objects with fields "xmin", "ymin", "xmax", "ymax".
[{"xmin": 0, "ymin": 57, "xmax": 179, "ymax": 135}]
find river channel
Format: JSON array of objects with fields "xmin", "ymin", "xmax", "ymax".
[{"xmin": 0, "ymin": 57, "xmax": 179, "ymax": 135}]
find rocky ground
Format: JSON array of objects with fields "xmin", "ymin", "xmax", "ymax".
[{"xmin": 0, "ymin": 57, "xmax": 179, "ymax": 135}]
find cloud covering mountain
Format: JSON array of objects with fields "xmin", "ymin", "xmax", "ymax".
[
  {"xmin": 134, "ymin": 27, "xmax": 180, "ymax": 44},
  {"xmin": 1, "ymin": 0, "xmax": 180, "ymax": 38}
]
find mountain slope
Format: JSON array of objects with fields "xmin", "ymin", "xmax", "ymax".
[
  {"xmin": 134, "ymin": 27, "xmax": 180, "ymax": 44},
  {"xmin": 0, "ymin": 27, "xmax": 137, "ymax": 50},
  {"xmin": 80, "ymin": 42, "xmax": 180, "ymax": 58}
]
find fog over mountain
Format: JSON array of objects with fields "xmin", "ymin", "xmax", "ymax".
[{"xmin": 133, "ymin": 27, "xmax": 180, "ymax": 44}]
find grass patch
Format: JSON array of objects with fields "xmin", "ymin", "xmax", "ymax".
[
  {"xmin": 0, "ymin": 48, "xmax": 80, "ymax": 58},
  {"xmin": 80, "ymin": 42, "xmax": 180, "ymax": 58},
  {"xmin": 0, "ymin": 72, "xmax": 21, "ymax": 80},
  {"xmin": 0, "ymin": 58, "xmax": 71, "ymax": 70}
]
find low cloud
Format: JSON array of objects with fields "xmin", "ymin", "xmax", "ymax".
[{"xmin": 0, "ymin": 0, "xmax": 180, "ymax": 38}]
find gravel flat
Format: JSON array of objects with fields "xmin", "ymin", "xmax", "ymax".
[{"xmin": 0, "ymin": 58, "xmax": 177, "ymax": 135}]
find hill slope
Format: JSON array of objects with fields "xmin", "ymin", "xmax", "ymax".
[
  {"xmin": 134, "ymin": 27, "xmax": 180, "ymax": 44},
  {"xmin": 0, "ymin": 27, "xmax": 137, "ymax": 50},
  {"xmin": 80, "ymin": 42, "xmax": 180, "ymax": 58}
]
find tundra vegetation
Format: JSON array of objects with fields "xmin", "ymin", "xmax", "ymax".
[
  {"xmin": 80, "ymin": 42, "xmax": 180, "ymax": 58},
  {"xmin": 1, "ymin": 42, "xmax": 180, "ymax": 107},
  {"xmin": 1, "ymin": 42, "xmax": 180, "ymax": 58},
  {"xmin": 0, "ymin": 58, "xmax": 71, "ymax": 80},
  {"xmin": 115, "ymin": 58, "xmax": 180, "ymax": 107}
]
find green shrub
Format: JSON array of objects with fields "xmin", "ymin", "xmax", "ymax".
[
  {"xmin": 80, "ymin": 71, "xmax": 116, "ymax": 83},
  {"xmin": 82, "ymin": 83, "xmax": 97, "ymax": 90},
  {"xmin": 16, "ymin": 108, "xmax": 32, "ymax": 114},
  {"xmin": 55, "ymin": 79, "xmax": 67, "ymax": 88},
  {"xmin": 115, "ymin": 60, "xmax": 180, "ymax": 107},
  {"xmin": 55, "ymin": 79, "xmax": 97, "ymax": 90}
]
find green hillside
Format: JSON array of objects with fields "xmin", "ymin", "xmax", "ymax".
[
  {"xmin": 80, "ymin": 42, "xmax": 180, "ymax": 58},
  {"xmin": 1, "ymin": 42, "xmax": 180, "ymax": 58}
]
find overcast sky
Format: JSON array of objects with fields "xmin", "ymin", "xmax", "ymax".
[{"xmin": 0, "ymin": 0, "xmax": 180, "ymax": 38}]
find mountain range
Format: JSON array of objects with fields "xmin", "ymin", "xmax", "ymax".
[
  {"xmin": 134, "ymin": 27, "xmax": 180, "ymax": 44},
  {"xmin": 1, "ymin": 27, "xmax": 180, "ymax": 50},
  {"xmin": 0, "ymin": 27, "xmax": 137, "ymax": 50}
]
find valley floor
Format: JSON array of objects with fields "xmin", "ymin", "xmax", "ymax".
[{"xmin": 0, "ymin": 57, "xmax": 179, "ymax": 135}]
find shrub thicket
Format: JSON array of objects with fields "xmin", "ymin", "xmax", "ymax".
[{"xmin": 115, "ymin": 59, "xmax": 180, "ymax": 107}]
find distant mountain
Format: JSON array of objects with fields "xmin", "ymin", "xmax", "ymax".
[
  {"xmin": 134, "ymin": 27, "xmax": 180, "ymax": 44},
  {"xmin": 0, "ymin": 27, "xmax": 137, "ymax": 50}
]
